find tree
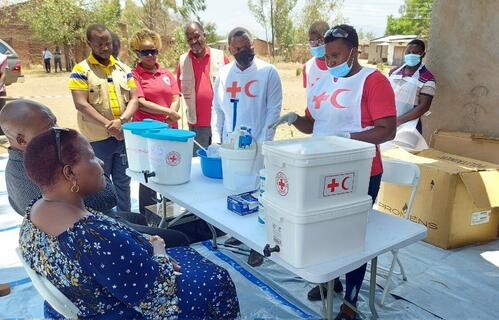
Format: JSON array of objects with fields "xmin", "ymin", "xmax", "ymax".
[
  {"xmin": 17, "ymin": 0, "xmax": 93, "ymax": 70},
  {"xmin": 358, "ymin": 29, "xmax": 376, "ymax": 41},
  {"xmin": 203, "ymin": 22, "xmax": 222, "ymax": 45},
  {"xmin": 248, "ymin": 0, "xmax": 272, "ymax": 56},
  {"xmin": 121, "ymin": 0, "xmax": 145, "ymax": 37},
  {"xmin": 296, "ymin": 0, "xmax": 346, "ymax": 45},
  {"xmin": 177, "ymin": 0, "xmax": 207, "ymax": 20},
  {"xmin": 17, "ymin": 0, "xmax": 122, "ymax": 70},
  {"xmin": 122, "ymin": 0, "xmax": 207, "ymax": 67},
  {"xmin": 90, "ymin": 0, "xmax": 122, "ymax": 32},
  {"xmin": 274, "ymin": 0, "xmax": 298, "ymax": 59},
  {"xmin": 247, "ymin": 0, "xmax": 297, "ymax": 60},
  {"xmin": 17, "ymin": 0, "xmax": 89, "ymax": 47},
  {"xmin": 385, "ymin": 0, "xmax": 433, "ymax": 37}
]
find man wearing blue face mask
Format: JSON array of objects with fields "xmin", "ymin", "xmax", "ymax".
[
  {"xmin": 302, "ymin": 21, "xmax": 330, "ymax": 89},
  {"xmin": 270, "ymin": 24, "xmax": 396, "ymax": 320},
  {"xmin": 388, "ymin": 39, "xmax": 436, "ymax": 134}
]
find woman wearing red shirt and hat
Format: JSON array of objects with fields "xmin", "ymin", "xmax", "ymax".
[{"xmin": 130, "ymin": 29, "xmax": 181, "ymax": 128}]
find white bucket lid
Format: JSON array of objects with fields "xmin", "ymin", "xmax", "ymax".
[{"xmin": 262, "ymin": 136, "xmax": 376, "ymax": 161}]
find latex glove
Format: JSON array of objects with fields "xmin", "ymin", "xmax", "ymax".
[{"xmin": 268, "ymin": 112, "xmax": 298, "ymax": 130}]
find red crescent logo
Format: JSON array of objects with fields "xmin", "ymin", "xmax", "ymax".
[
  {"xmin": 331, "ymin": 88, "xmax": 350, "ymax": 109},
  {"xmin": 341, "ymin": 176, "xmax": 350, "ymax": 190},
  {"xmin": 244, "ymin": 80, "xmax": 257, "ymax": 98}
]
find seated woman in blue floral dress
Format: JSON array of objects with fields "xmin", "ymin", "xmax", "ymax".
[{"xmin": 19, "ymin": 128, "xmax": 240, "ymax": 319}]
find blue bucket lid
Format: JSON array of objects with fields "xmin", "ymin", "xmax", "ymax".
[
  {"xmin": 140, "ymin": 128, "xmax": 196, "ymax": 142},
  {"xmin": 122, "ymin": 119, "xmax": 168, "ymax": 132}
]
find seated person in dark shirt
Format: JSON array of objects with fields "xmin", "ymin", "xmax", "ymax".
[{"xmin": 0, "ymin": 99, "xmax": 189, "ymax": 247}]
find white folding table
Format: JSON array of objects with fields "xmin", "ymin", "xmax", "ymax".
[{"xmin": 127, "ymin": 159, "xmax": 427, "ymax": 319}]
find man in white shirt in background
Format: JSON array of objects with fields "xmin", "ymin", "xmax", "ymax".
[{"xmin": 213, "ymin": 27, "xmax": 282, "ymax": 145}]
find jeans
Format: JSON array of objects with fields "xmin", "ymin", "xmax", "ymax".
[
  {"xmin": 43, "ymin": 58, "xmax": 51, "ymax": 73},
  {"xmin": 344, "ymin": 173, "xmax": 383, "ymax": 306},
  {"xmin": 54, "ymin": 58, "xmax": 62, "ymax": 72},
  {"xmin": 189, "ymin": 125, "xmax": 211, "ymax": 156},
  {"xmin": 91, "ymin": 137, "xmax": 131, "ymax": 212}
]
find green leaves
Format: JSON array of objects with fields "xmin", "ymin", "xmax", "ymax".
[
  {"xmin": 17, "ymin": 0, "xmax": 121, "ymax": 45},
  {"xmin": 385, "ymin": 0, "xmax": 433, "ymax": 37}
]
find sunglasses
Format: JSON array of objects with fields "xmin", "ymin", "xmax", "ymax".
[
  {"xmin": 324, "ymin": 27, "xmax": 349, "ymax": 39},
  {"xmin": 139, "ymin": 49, "xmax": 159, "ymax": 57},
  {"xmin": 309, "ymin": 39, "xmax": 325, "ymax": 47},
  {"xmin": 53, "ymin": 127, "xmax": 70, "ymax": 162}
]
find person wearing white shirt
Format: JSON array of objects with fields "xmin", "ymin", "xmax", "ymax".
[
  {"xmin": 212, "ymin": 27, "xmax": 282, "ymax": 145},
  {"xmin": 212, "ymin": 27, "xmax": 282, "ymax": 261},
  {"xmin": 42, "ymin": 48, "xmax": 53, "ymax": 73}
]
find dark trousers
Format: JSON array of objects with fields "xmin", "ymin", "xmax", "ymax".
[
  {"xmin": 344, "ymin": 173, "xmax": 382, "ymax": 306},
  {"xmin": 43, "ymin": 58, "xmax": 51, "ymax": 73},
  {"xmin": 91, "ymin": 137, "xmax": 131, "ymax": 212},
  {"xmin": 106, "ymin": 210, "xmax": 190, "ymax": 247},
  {"xmin": 0, "ymin": 91, "xmax": 6, "ymax": 135},
  {"xmin": 189, "ymin": 125, "xmax": 211, "ymax": 156},
  {"xmin": 139, "ymin": 183, "xmax": 159, "ymax": 215},
  {"xmin": 54, "ymin": 58, "xmax": 62, "ymax": 72}
]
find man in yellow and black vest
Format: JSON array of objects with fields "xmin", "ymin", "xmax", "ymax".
[
  {"xmin": 68, "ymin": 24, "xmax": 138, "ymax": 212},
  {"xmin": 177, "ymin": 21, "xmax": 229, "ymax": 155}
]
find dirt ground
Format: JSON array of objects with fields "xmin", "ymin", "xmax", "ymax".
[{"xmin": 1, "ymin": 59, "xmax": 382, "ymax": 152}]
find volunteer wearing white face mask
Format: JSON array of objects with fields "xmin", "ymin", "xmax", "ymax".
[
  {"xmin": 388, "ymin": 39, "xmax": 435, "ymax": 133},
  {"xmin": 213, "ymin": 27, "xmax": 282, "ymax": 144},
  {"xmin": 303, "ymin": 21, "xmax": 330, "ymax": 90},
  {"xmin": 271, "ymin": 24, "xmax": 396, "ymax": 320}
]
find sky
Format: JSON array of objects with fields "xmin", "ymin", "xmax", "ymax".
[{"xmin": 198, "ymin": 0, "xmax": 405, "ymax": 40}]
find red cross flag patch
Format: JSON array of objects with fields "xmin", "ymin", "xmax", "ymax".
[
  {"xmin": 275, "ymin": 171, "xmax": 289, "ymax": 196},
  {"xmin": 166, "ymin": 151, "xmax": 181, "ymax": 166},
  {"xmin": 323, "ymin": 172, "xmax": 355, "ymax": 197}
]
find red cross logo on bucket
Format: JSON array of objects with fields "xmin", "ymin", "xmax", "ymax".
[
  {"xmin": 275, "ymin": 172, "xmax": 289, "ymax": 196},
  {"xmin": 166, "ymin": 151, "xmax": 181, "ymax": 166},
  {"xmin": 323, "ymin": 172, "xmax": 355, "ymax": 197}
]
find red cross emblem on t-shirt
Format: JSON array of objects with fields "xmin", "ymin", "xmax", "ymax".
[
  {"xmin": 275, "ymin": 171, "xmax": 289, "ymax": 196},
  {"xmin": 323, "ymin": 172, "xmax": 355, "ymax": 197},
  {"xmin": 166, "ymin": 151, "xmax": 181, "ymax": 166},
  {"xmin": 226, "ymin": 81, "xmax": 242, "ymax": 98},
  {"xmin": 313, "ymin": 91, "xmax": 329, "ymax": 109}
]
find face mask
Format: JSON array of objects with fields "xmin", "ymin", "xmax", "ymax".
[
  {"xmin": 327, "ymin": 48, "xmax": 353, "ymax": 78},
  {"xmin": 404, "ymin": 54, "xmax": 421, "ymax": 67},
  {"xmin": 309, "ymin": 45, "xmax": 325, "ymax": 58},
  {"xmin": 234, "ymin": 48, "xmax": 255, "ymax": 68}
]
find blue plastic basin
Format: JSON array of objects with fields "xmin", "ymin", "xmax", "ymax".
[{"xmin": 197, "ymin": 149, "xmax": 223, "ymax": 179}]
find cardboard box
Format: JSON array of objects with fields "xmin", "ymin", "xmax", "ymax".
[
  {"xmin": 378, "ymin": 147, "xmax": 499, "ymax": 249},
  {"xmin": 430, "ymin": 130, "xmax": 499, "ymax": 165}
]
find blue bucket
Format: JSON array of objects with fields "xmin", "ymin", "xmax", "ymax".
[{"xmin": 197, "ymin": 149, "xmax": 223, "ymax": 179}]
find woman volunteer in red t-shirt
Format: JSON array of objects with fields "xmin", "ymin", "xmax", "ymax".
[
  {"xmin": 130, "ymin": 29, "xmax": 181, "ymax": 128},
  {"xmin": 130, "ymin": 29, "xmax": 182, "ymax": 214},
  {"xmin": 271, "ymin": 24, "xmax": 396, "ymax": 320}
]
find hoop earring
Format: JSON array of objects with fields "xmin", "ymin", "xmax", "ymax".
[{"xmin": 71, "ymin": 181, "xmax": 80, "ymax": 193}]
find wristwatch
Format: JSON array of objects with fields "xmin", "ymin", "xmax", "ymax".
[{"xmin": 119, "ymin": 116, "xmax": 128, "ymax": 124}]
